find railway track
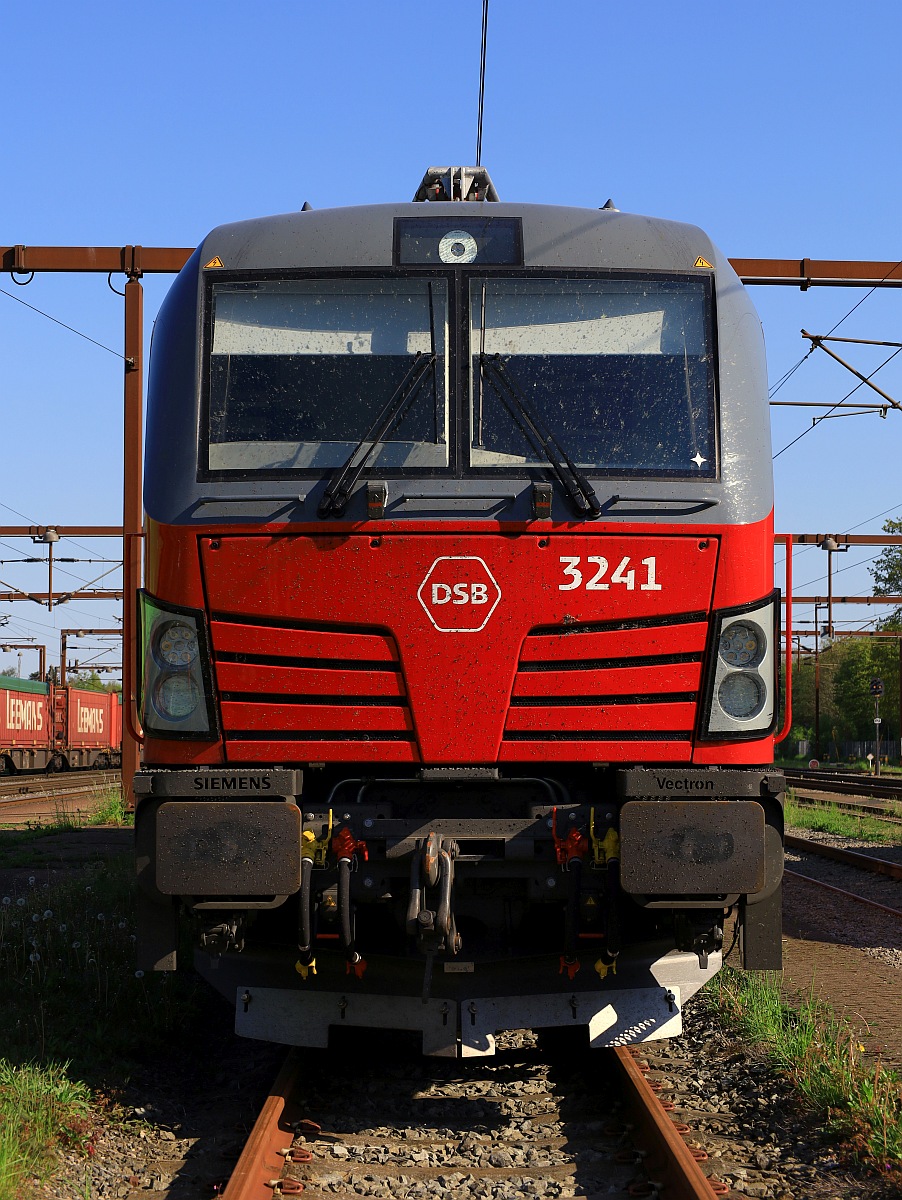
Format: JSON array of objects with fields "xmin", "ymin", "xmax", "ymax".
[
  {"xmin": 785, "ymin": 832, "xmax": 902, "ymax": 919},
  {"xmin": 222, "ymin": 1037, "xmax": 725, "ymax": 1200},
  {"xmin": 784, "ymin": 767, "xmax": 902, "ymax": 825},
  {"xmin": 0, "ymin": 769, "xmax": 122, "ymax": 825},
  {"xmin": 0, "ymin": 769, "xmax": 120, "ymax": 806},
  {"xmin": 784, "ymin": 766, "xmax": 902, "ymax": 803}
]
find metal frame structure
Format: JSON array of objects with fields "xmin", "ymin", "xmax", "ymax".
[{"xmin": 3, "ymin": 247, "xmax": 901, "ymax": 802}]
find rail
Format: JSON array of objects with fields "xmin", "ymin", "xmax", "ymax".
[
  {"xmin": 785, "ymin": 834, "xmax": 902, "ymax": 881},
  {"xmin": 222, "ymin": 1043, "xmax": 729, "ymax": 1198},
  {"xmin": 613, "ymin": 1047, "xmax": 726, "ymax": 1198}
]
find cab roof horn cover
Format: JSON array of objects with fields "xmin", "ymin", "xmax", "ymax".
[{"xmin": 414, "ymin": 166, "xmax": 499, "ymax": 203}]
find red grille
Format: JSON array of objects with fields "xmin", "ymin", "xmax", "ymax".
[
  {"xmin": 500, "ymin": 616, "xmax": 708, "ymax": 762},
  {"xmin": 210, "ymin": 618, "xmax": 418, "ymax": 763}
]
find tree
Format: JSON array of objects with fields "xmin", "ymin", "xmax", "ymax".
[
  {"xmin": 781, "ymin": 634, "xmax": 900, "ymax": 753},
  {"xmin": 66, "ymin": 671, "xmax": 122, "ymax": 693},
  {"xmin": 871, "ymin": 518, "xmax": 902, "ymax": 626},
  {"xmin": 29, "ymin": 667, "xmax": 59, "ymax": 683},
  {"xmin": 0, "ymin": 667, "xmax": 16, "ymax": 678}
]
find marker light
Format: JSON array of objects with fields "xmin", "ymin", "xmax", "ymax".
[
  {"xmin": 155, "ymin": 621, "xmax": 199, "ymax": 668},
  {"xmin": 718, "ymin": 622, "xmax": 764, "ymax": 669}
]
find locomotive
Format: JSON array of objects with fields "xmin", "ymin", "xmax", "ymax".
[{"xmin": 134, "ymin": 167, "xmax": 784, "ymax": 1057}]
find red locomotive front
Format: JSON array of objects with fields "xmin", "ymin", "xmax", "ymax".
[{"xmin": 135, "ymin": 171, "xmax": 784, "ymax": 1056}]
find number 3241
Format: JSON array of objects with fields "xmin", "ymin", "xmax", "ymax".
[{"xmin": 558, "ymin": 556, "xmax": 662, "ymax": 591}]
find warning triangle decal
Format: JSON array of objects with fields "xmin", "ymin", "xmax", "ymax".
[
  {"xmin": 694, "ymin": 256, "xmax": 714, "ymax": 269},
  {"xmin": 204, "ymin": 256, "xmax": 224, "ymax": 269}
]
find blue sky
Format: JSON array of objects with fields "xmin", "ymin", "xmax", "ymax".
[{"xmin": 2, "ymin": 1, "xmax": 901, "ymax": 676}]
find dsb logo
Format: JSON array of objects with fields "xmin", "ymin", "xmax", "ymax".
[
  {"xmin": 417, "ymin": 556, "xmax": 502, "ymax": 633},
  {"xmin": 429, "ymin": 582, "xmax": 491, "ymax": 605}
]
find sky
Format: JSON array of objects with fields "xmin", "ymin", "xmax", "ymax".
[{"xmin": 2, "ymin": 0, "xmax": 902, "ymax": 679}]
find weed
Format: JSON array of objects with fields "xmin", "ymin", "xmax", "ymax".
[
  {"xmin": 709, "ymin": 967, "xmax": 902, "ymax": 1171},
  {"xmin": 0, "ymin": 1061, "xmax": 94, "ymax": 1200},
  {"xmin": 0, "ymin": 850, "xmax": 203, "ymax": 1197},
  {"xmin": 785, "ymin": 791, "xmax": 900, "ymax": 843},
  {"xmin": 88, "ymin": 787, "xmax": 130, "ymax": 827}
]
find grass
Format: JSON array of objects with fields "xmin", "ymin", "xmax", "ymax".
[
  {"xmin": 50, "ymin": 784, "xmax": 132, "ymax": 831},
  {"xmin": 710, "ymin": 967, "xmax": 902, "ymax": 1173},
  {"xmin": 785, "ymin": 790, "xmax": 901, "ymax": 843},
  {"xmin": 0, "ymin": 1062, "xmax": 94, "ymax": 1195},
  {"xmin": 0, "ymin": 852, "xmax": 202, "ymax": 1200},
  {"xmin": 80, "ymin": 785, "xmax": 131, "ymax": 827},
  {"xmin": 0, "ymin": 786, "xmax": 133, "ymax": 869}
]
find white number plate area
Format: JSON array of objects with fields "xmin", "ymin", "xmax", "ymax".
[{"xmin": 559, "ymin": 555, "xmax": 662, "ymax": 592}]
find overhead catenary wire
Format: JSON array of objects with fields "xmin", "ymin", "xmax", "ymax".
[
  {"xmin": 794, "ymin": 551, "xmax": 882, "ymax": 592},
  {"xmin": 0, "ymin": 285, "xmax": 126, "ymax": 362},
  {"xmin": 772, "ymin": 344, "xmax": 902, "ymax": 459},
  {"xmin": 768, "ymin": 252, "xmax": 902, "ymax": 401},
  {"xmin": 0, "ymin": 501, "xmax": 123, "ymax": 564},
  {"xmin": 774, "ymin": 501, "xmax": 902, "ymax": 573},
  {"xmin": 0, "ymin": 540, "xmax": 122, "ymax": 590}
]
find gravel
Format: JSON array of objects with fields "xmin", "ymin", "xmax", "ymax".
[
  {"xmin": 785, "ymin": 824, "xmax": 902, "ymax": 972},
  {"xmin": 29, "ymin": 825, "xmax": 902, "ymax": 1199},
  {"xmin": 33, "ymin": 973, "xmax": 902, "ymax": 1199}
]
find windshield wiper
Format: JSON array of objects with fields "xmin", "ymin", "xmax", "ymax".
[
  {"xmin": 479, "ymin": 354, "xmax": 602, "ymax": 519},
  {"xmin": 318, "ymin": 351, "xmax": 436, "ymax": 518}
]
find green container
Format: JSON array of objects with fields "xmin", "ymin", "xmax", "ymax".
[{"xmin": 0, "ymin": 676, "xmax": 49, "ymax": 696}]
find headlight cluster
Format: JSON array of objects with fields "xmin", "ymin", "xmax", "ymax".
[
  {"xmin": 703, "ymin": 596, "xmax": 778, "ymax": 738},
  {"xmin": 139, "ymin": 594, "xmax": 217, "ymax": 738}
]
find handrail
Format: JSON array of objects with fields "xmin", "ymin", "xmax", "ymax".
[{"xmin": 775, "ymin": 533, "xmax": 792, "ymax": 743}]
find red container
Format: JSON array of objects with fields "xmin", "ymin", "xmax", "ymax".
[
  {"xmin": 109, "ymin": 693, "xmax": 122, "ymax": 753},
  {"xmin": 66, "ymin": 688, "xmax": 115, "ymax": 749},
  {"xmin": 0, "ymin": 681, "xmax": 51, "ymax": 751}
]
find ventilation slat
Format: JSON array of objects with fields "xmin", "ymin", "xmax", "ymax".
[
  {"xmin": 519, "ymin": 621, "xmax": 708, "ymax": 664},
  {"xmin": 504, "ymin": 701, "xmax": 696, "ymax": 734},
  {"xmin": 499, "ymin": 739, "xmax": 693, "ymax": 762},
  {"xmin": 212, "ymin": 621, "xmax": 398, "ymax": 662},
  {"xmin": 216, "ymin": 661, "xmax": 407, "ymax": 698},
  {"xmin": 511, "ymin": 662, "xmax": 702, "ymax": 698},
  {"xmin": 221, "ymin": 701, "xmax": 413, "ymax": 734},
  {"xmin": 226, "ymin": 739, "xmax": 419, "ymax": 763}
]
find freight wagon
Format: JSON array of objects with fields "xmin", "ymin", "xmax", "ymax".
[{"xmin": 0, "ymin": 677, "xmax": 122, "ymax": 772}]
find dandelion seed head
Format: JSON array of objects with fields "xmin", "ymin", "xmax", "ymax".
[
  {"xmin": 43, "ymin": 910, "xmax": 52, "ymax": 919},
  {"xmin": 16, "ymin": 898, "xmax": 25, "ymax": 907},
  {"xmin": 118, "ymin": 921, "xmax": 126, "ymax": 929},
  {"xmin": 96, "ymin": 913, "xmax": 106, "ymax": 921},
  {"xmin": 58, "ymin": 924, "xmax": 67, "ymax": 933},
  {"xmin": 134, "ymin": 970, "xmax": 145, "ymax": 979},
  {"xmin": 31, "ymin": 913, "xmax": 40, "ymax": 923},
  {"xmin": 72, "ymin": 941, "xmax": 81, "ymax": 949},
  {"xmin": 27, "ymin": 876, "xmax": 35, "ymax": 886},
  {"xmin": 29, "ymin": 952, "xmax": 40, "ymax": 963},
  {"xmin": 1, "ymin": 897, "xmax": 10, "ymax": 906},
  {"xmin": 86, "ymin": 956, "xmax": 96, "ymax": 965}
]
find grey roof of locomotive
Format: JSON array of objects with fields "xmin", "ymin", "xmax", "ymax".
[{"xmin": 144, "ymin": 201, "xmax": 772, "ymax": 527}]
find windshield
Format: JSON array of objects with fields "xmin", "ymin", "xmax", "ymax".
[
  {"xmin": 470, "ymin": 277, "xmax": 715, "ymax": 475},
  {"xmin": 207, "ymin": 279, "xmax": 449, "ymax": 473}
]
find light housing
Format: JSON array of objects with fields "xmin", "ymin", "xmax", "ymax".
[
  {"xmin": 138, "ymin": 592, "xmax": 218, "ymax": 739},
  {"xmin": 699, "ymin": 592, "xmax": 779, "ymax": 740}
]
